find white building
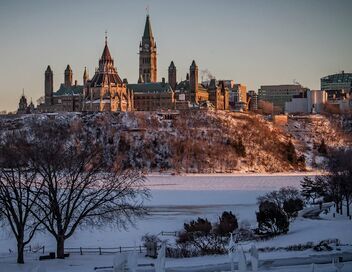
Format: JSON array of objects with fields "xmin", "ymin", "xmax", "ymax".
[{"xmin": 285, "ymin": 90, "xmax": 327, "ymax": 114}]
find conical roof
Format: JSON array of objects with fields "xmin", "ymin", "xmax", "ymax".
[
  {"xmin": 169, "ymin": 61, "xmax": 176, "ymax": 69},
  {"xmin": 45, "ymin": 65, "xmax": 52, "ymax": 73},
  {"xmin": 143, "ymin": 15, "xmax": 153, "ymax": 39},
  {"xmin": 101, "ymin": 42, "xmax": 112, "ymax": 61}
]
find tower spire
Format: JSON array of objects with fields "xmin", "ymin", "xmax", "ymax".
[
  {"xmin": 101, "ymin": 32, "xmax": 112, "ymax": 62},
  {"xmin": 139, "ymin": 14, "xmax": 157, "ymax": 82},
  {"xmin": 83, "ymin": 66, "xmax": 89, "ymax": 85},
  {"xmin": 143, "ymin": 14, "xmax": 153, "ymax": 40}
]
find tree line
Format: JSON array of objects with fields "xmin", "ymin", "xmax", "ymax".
[
  {"xmin": 0, "ymin": 119, "xmax": 149, "ymax": 263},
  {"xmin": 301, "ymin": 149, "xmax": 352, "ymax": 217}
]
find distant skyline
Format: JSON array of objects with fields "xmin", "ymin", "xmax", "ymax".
[{"xmin": 1, "ymin": 0, "xmax": 352, "ymax": 112}]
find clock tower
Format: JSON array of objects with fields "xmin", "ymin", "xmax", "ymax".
[{"xmin": 139, "ymin": 15, "xmax": 157, "ymax": 83}]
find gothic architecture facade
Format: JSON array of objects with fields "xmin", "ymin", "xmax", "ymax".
[
  {"xmin": 37, "ymin": 65, "xmax": 84, "ymax": 112},
  {"xmin": 83, "ymin": 37, "xmax": 133, "ymax": 112},
  {"xmin": 170, "ymin": 60, "xmax": 230, "ymax": 110},
  {"xmin": 36, "ymin": 14, "xmax": 229, "ymax": 113},
  {"xmin": 17, "ymin": 90, "xmax": 35, "ymax": 114}
]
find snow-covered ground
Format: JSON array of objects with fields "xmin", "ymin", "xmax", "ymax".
[
  {"xmin": 1, "ymin": 247, "xmax": 351, "ymax": 272},
  {"xmin": 1, "ymin": 174, "xmax": 351, "ymax": 271},
  {"xmin": 0, "ymin": 175, "xmax": 305, "ymax": 252}
]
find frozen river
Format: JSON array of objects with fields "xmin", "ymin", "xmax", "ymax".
[{"xmin": 0, "ymin": 174, "xmax": 305, "ymax": 253}]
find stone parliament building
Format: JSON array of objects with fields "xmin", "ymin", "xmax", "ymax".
[{"xmin": 35, "ymin": 15, "xmax": 229, "ymax": 113}]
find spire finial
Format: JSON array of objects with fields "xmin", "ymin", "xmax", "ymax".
[
  {"xmin": 146, "ymin": 5, "xmax": 149, "ymax": 16},
  {"xmin": 22, "ymin": 88, "xmax": 24, "ymax": 96},
  {"xmin": 105, "ymin": 30, "xmax": 108, "ymax": 45}
]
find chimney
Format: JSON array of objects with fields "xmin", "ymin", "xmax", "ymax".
[
  {"xmin": 75, "ymin": 80, "xmax": 77, "ymax": 86},
  {"xmin": 162, "ymin": 77, "xmax": 165, "ymax": 84}
]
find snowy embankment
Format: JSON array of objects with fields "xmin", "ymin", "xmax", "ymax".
[
  {"xmin": 1, "ymin": 175, "xmax": 351, "ymax": 271},
  {"xmin": 1, "ymin": 175, "xmax": 351, "ymax": 252}
]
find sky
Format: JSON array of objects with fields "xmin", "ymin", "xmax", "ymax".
[{"xmin": 0, "ymin": 0, "xmax": 352, "ymax": 112}]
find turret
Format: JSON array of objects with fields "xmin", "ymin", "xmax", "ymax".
[
  {"xmin": 18, "ymin": 89, "xmax": 28, "ymax": 113},
  {"xmin": 190, "ymin": 60, "xmax": 198, "ymax": 103},
  {"xmin": 64, "ymin": 64, "xmax": 73, "ymax": 87},
  {"xmin": 168, "ymin": 61, "xmax": 177, "ymax": 90},
  {"xmin": 45, "ymin": 65, "xmax": 53, "ymax": 105},
  {"xmin": 83, "ymin": 67, "xmax": 89, "ymax": 85}
]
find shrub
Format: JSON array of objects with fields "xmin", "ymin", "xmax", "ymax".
[
  {"xmin": 177, "ymin": 217, "xmax": 222, "ymax": 255},
  {"xmin": 234, "ymin": 139, "xmax": 246, "ymax": 157},
  {"xmin": 286, "ymin": 140, "xmax": 297, "ymax": 164},
  {"xmin": 283, "ymin": 198, "xmax": 304, "ymax": 219},
  {"xmin": 215, "ymin": 211, "xmax": 238, "ymax": 236},
  {"xmin": 184, "ymin": 218, "xmax": 212, "ymax": 234},
  {"xmin": 141, "ymin": 234, "xmax": 161, "ymax": 248},
  {"xmin": 256, "ymin": 201, "xmax": 289, "ymax": 235},
  {"xmin": 317, "ymin": 139, "xmax": 328, "ymax": 155}
]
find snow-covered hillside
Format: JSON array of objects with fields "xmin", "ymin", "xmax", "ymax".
[
  {"xmin": 285, "ymin": 115, "xmax": 351, "ymax": 170},
  {"xmin": 0, "ymin": 111, "xmax": 311, "ymax": 173}
]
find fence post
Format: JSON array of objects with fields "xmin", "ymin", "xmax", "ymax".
[
  {"xmin": 43, "ymin": 246, "xmax": 45, "ymax": 254},
  {"xmin": 99, "ymin": 247, "xmax": 102, "ymax": 255},
  {"xmin": 119, "ymin": 246, "xmax": 122, "ymax": 253},
  {"xmin": 139, "ymin": 245, "xmax": 142, "ymax": 253},
  {"xmin": 80, "ymin": 247, "xmax": 83, "ymax": 255}
]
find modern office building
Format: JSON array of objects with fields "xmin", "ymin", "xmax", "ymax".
[
  {"xmin": 258, "ymin": 84, "xmax": 308, "ymax": 112},
  {"xmin": 321, "ymin": 71, "xmax": 352, "ymax": 100}
]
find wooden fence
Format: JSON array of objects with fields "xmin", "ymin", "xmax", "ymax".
[{"xmin": 65, "ymin": 245, "xmax": 147, "ymax": 255}]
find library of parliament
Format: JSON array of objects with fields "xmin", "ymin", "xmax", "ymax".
[{"xmin": 20, "ymin": 15, "xmax": 230, "ymax": 114}]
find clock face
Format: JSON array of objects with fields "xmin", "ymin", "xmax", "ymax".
[{"xmin": 144, "ymin": 44, "xmax": 149, "ymax": 49}]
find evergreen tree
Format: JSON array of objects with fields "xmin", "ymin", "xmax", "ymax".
[
  {"xmin": 286, "ymin": 140, "xmax": 297, "ymax": 163},
  {"xmin": 317, "ymin": 139, "xmax": 328, "ymax": 155},
  {"xmin": 256, "ymin": 201, "xmax": 289, "ymax": 235}
]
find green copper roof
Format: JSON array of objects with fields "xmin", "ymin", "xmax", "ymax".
[
  {"xmin": 127, "ymin": 82, "xmax": 172, "ymax": 93},
  {"xmin": 143, "ymin": 15, "xmax": 153, "ymax": 39},
  {"xmin": 54, "ymin": 84, "xmax": 83, "ymax": 96}
]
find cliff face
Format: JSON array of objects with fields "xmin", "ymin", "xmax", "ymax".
[
  {"xmin": 0, "ymin": 111, "xmax": 321, "ymax": 173},
  {"xmin": 285, "ymin": 115, "xmax": 351, "ymax": 170}
]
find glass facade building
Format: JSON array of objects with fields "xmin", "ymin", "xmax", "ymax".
[{"xmin": 321, "ymin": 71, "xmax": 352, "ymax": 91}]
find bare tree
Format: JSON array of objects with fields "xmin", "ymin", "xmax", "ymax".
[
  {"xmin": 27, "ymin": 119, "xmax": 150, "ymax": 258},
  {"xmin": 0, "ymin": 132, "xmax": 43, "ymax": 264},
  {"xmin": 326, "ymin": 149, "xmax": 352, "ymax": 216},
  {"xmin": 257, "ymin": 186, "xmax": 301, "ymax": 208}
]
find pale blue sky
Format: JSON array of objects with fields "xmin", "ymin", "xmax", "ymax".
[{"xmin": 1, "ymin": 0, "xmax": 352, "ymax": 112}]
